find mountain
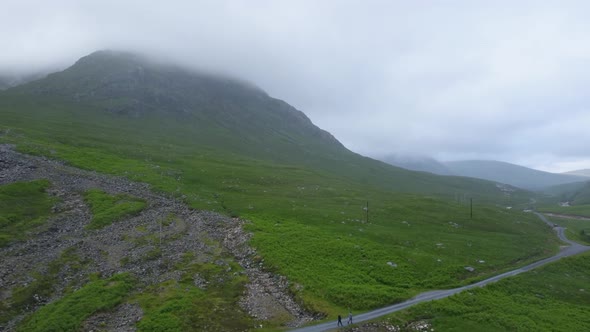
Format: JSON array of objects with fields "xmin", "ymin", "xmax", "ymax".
[
  {"xmin": 444, "ymin": 160, "xmax": 586, "ymax": 190},
  {"xmin": 563, "ymin": 169, "xmax": 590, "ymax": 177},
  {"xmin": 14, "ymin": 50, "xmax": 343, "ymax": 156},
  {"xmin": 380, "ymin": 154, "xmax": 588, "ymax": 191},
  {"xmin": 379, "ymin": 154, "xmax": 453, "ymax": 175},
  {"xmin": 0, "ymin": 50, "xmax": 562, "ymax": 330},
  {"xmin": 564, "ymin": 182, "xmax": 590, "ymax": 205},
  {"xmin": 1, "ymin": 50, "xmax": 520, "ymax": 200},
  {"xmin": 542, "ymin": 180, "xmax": 590, "ymax": 205}
]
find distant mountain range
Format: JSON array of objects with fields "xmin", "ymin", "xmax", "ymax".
[
  {"xmin": 380, "ymin": 155, "xmax": 587, "ymax": 190},
  {"xmin": 379, "ymin": 154, "xmax": 453, "ymax": 175},
  {"xmin": 563, "ymin": 169, "xmax": 590, "ymax": 177},
  {"xmin": 444, "ymin": 160, "xmax": 586, "ymax": 190}
]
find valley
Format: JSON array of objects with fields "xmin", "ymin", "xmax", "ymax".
[
  {"xmin": 0, "ymin": 51, "xmax": 588, "ymax": 331},
  {"xmin": 293, "ymin": 212, "xmax": 590, "ymax": 331}
]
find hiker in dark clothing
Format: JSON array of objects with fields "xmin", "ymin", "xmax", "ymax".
[{"xmin": 337, "ymin": 314, "xmax": 343, "ymax": 327}]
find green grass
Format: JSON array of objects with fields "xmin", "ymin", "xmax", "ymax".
[
  {"xmin": 10, "ymin": 239, "xmax": 253, "ymax": 331},
  {"xmin": 542, "ymin": 181, "xmax": 590, "ymax": 205},
  {"xmin": 0, "ymin": 94, "xmax": 561, "ymax": 315},
  {"xmin": 135, "ymin": 253, "xmax": 253, "ymax": 331},
  {"xmin": 17, "ymin": 273, "xmax": 134, "ymax": 332},
  {"xmin": 544, "ymin": 215, "xmax": 590, "ymax": 245},
  {"xmin": 380, "ymin": 252, "xmax": 590, "ymax": 332},
  {"xmin": 2, "ymin": 247, "xmax": 90, "ymax": 324},
  {"xmin": 538, "ymin": 181, "xmax": 590, "ymax": 217},
  {"xmin": 0, "ymin": 93, "xmax": 531, "ymax": 204},
  {"xmin": 0, "ymin": 179, "xmax": 56, "ymax": 246},
  {"xmin": 83, "ymin": 189, "xmax": 146, "ymax": 229},
  {"xmin": 245, "ymin": 206, "xmax": 559, "ymax": 314},
  {"xmin": 538, "ymin": 204, "xmax": 590, "ymax": 218}
]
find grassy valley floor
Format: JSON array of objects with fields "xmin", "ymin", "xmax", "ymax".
[
  {"xmin": 0, "ymin": 126, "xmax": 560, "ymax": 316},
  {"xmin": 0, "ymin": 94, "xmax": 565, "ymax": 327}
]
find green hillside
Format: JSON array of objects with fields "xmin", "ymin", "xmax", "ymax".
[
  {"xmin": 379, "ymin": 154, "xmax": 453, "ymax": 175},
  {"xmin": 546, "ymin": 215, "xmax": 590, "ymax": 245},
  {"xmin": 0, "ymin": 179, "xmax": 56, "ymax": 247},
  {"xmin": 536, "ymin": 181, "xmax": 590, "ymax": 217},
  {"xmin": 563, "ymin": 169, "xmax": 590, "ymax": 177},
  {"xmin": 0, "ymin": 51, "xmax": 561, "ymax": 322},
  {"xmin": 554, "ymin": 181, "xmax": 590, "ymax": 206},
  {"xmin": 380, "ymin": 252, "xmax": 590, "ymax": 331},
  {"xmin": 6, "ymin": 51, "xmax": 532, "ymax": 200}
]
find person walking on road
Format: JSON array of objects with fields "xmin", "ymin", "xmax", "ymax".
[
  {"xmin": 337, "ymin": 314, "xmax": 343, "ymax": 327},
  {"xmin": 347, "ymin": 312, "xmax": 353, "ymax": 325}
]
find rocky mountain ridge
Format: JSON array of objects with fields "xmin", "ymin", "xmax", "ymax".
[
  {"xmin": 380, "ymin": 154, "xmax": 587, "ymax": 190},
  {"xmin": 12, "ymin": 50, "xmax": 344, "ymax": 150}
]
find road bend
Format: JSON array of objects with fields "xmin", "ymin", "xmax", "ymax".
[{"xmin": 292, "ymin": 212, "xmax": 590, "ymax": 332}]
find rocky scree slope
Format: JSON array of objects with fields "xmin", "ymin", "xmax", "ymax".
[{"xmin": 0, "ymin": 144, "xmax": 315, "ymax": 331}]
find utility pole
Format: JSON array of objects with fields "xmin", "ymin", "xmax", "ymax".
[{"xmin": 470, "ymin": 198, "xmax": 473, "ymax": 219}]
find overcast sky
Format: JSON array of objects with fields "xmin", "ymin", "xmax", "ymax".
[{"xmin": 2, "ymin": 0, "xmax": 590, "ymax": 172}]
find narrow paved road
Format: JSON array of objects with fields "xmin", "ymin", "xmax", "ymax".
[{"xmin": 292, "ymin": 212, "xmax": 590, "ymax": 332}]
